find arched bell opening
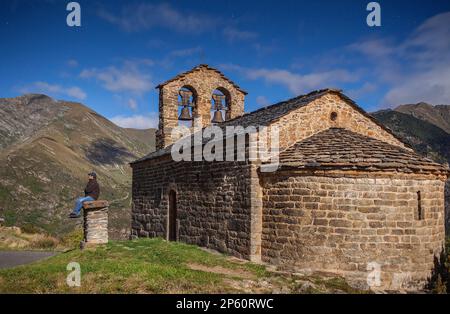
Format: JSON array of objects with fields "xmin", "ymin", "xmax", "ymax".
[
  {"xmin": 177, "ymin": 86, "xmax": 197, "ymax": 128},
  {"xmin": 211, "ymin": 87, "xmax": 231, "ymax": 124}
]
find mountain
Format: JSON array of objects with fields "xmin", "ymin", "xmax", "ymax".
[
  {"xmin": 395, "ymin": 102, "xmax": 450, "ymax": 134},
  {"xmin": 371, "ymin": 109, "xmax": 450, "ymax": 165},
  {"xmin": 0, "ymin": 94, "xmax": 156, "ymax": 239}
]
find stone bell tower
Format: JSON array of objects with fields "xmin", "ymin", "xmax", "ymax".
[{"xmin": 155, "ymin": 64, "xmax": 247, "ymax": 150}]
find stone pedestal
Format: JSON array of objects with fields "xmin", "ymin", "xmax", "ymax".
[{"xmin": 81, "ymin": 200, "xmax": 109, "ymax": 248}]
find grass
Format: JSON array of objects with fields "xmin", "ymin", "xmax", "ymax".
[
  {"xmin": 22, "ymin": 176, "xmax": 44, "ymax": 194},
  {"xmin": 0, "ymin": 226, "xmax": 62, "ymax": 251},
  {"xmin": 300, "ymin": 276, "xmax": 365, "ymax": 294},
  {"xmin": 0, "ymin": 238, "xmax": 363, "ymax": 294},
  {"xmin": 0, "ymin": 185, "xmax": 11, "ymax": 203}
]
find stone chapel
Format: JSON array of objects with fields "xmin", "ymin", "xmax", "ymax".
[{"xmin": 131, "ymin": 64, "xmax": 449, "ymax": 290}]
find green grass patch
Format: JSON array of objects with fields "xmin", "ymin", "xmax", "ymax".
[
  {"xmin": 0, "ymin": 238, "xmax": 363, "ymax": 294},
  {"xmin": 22, "ymin": 176, "xmax": 44, "ymax": 194},
  {"xmin": 0, "ymin": 185, "xmax": 11, "ymax": 203},
  {"xmin": 3, "ymin": 209, "xmax": 18, "ymax": 226},
  {"xmin": 0, "ymin": 239, "xmax": 241, "ymax": 293}
]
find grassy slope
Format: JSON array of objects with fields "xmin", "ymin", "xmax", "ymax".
[
  {"xmin": 0, "ymin": 226, "xmax": 83, "ymax": 251},
  {"xmin": 0, "ymin": 238, "xmax": 363, "ymax": 294},
  {"xmin": 371, "ymin": 110, "xmax": 450, "ymax": 164}
]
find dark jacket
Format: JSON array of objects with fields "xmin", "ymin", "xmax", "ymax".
[{"xmin": 84, "ymin": 179, "xmax": 100, "ymax": 200}]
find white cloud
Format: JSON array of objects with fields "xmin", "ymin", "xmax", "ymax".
[
  {"xmin": 65, "ymin": 86, "xmax": 86, "ymax": 100},
  {"xmin": 223, "ymin": 27, "xmax": 258, "ymax": 42},
  {"xmin": 348, "ymin": 38, "xmax": 396, "ymax": 59},
  {"xmin": 384, "ymin": 12, "xmax": 450, "ymax": 105},
  {"xmin": 67, "ymin": 59, "xmax": 78, "ymax": 67},
  {"xmin": 347, "ymin": 82, "xmax": 377, "ymax": 99},
  {"xmin": 98, "ymin": 3, "xmax": 217, "ymax": 34},
  {"xmin": 169, "ymin": 47, "xmax": 203, "ymax": 58},
  {"xmin": 110, "ymin": 114, "xmax": 158, "ymax": 129},
  {"xmin": 223, "ymin": 64, "xmax": 357, "ymax": 95},
  {"xmin": 350, "ymin": 11, "xmax": 450, "ymax": 106},
  {"xmin": 252, "ymin": 42, "xmax": 277, "ymax": 56},
  {"xmin": 127, "ymin": 98, "xmax": 138, "ymax": 110},
  {"xmin": 19, "ymin": 81, "xmax": 87, "ymax": 100},
  {"xmin": 80, "ymin": 59, "xmax": 153, "ymax": 95},
  {"xmin": 157, "ymin": 46, "xmax": 204, "ymax": 69},
  {"xmin": 256, "ymin": 96, "xmax": 270, "ymax": 107},
  {"xmin": 384, "ymin": 67, "xmax": 450, "ymax": 105}
]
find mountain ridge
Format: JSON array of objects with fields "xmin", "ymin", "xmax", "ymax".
[{"xmin": 394, "ymin": 102, "xmax": 450, "ymax": 134}]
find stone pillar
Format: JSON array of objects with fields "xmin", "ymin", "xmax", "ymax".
[
  {"xmin": 81, "ymin": 200, "xmax": 109, "ymax": 248},
  {"xmin": 249, "ymin": 163, "xmax": 263, "ymax": 263}
]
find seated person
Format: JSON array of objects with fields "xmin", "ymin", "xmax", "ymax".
[{"xmin": 69, "ymin": 172, "xmax": 100, "ymax": 218}]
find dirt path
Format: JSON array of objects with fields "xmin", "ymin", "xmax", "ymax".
[
  {"xmin": 0, "ymin": 251, "xmax": 56, "ymax": 269},
  {"xmin": 187, "ymin": 263, "xmax": 256, "ymax": 279}
]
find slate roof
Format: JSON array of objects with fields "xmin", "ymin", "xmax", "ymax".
[
  {"xmin": 276, "ymin": 128, "xmax": 449, "ymax": 175},
  {"xmin": 156, "ymin": 64, "xmax": 248, "ymax": 95},
  {"xmin": 220, "ymin": 88, "xmax": 332, "ymax": 128},
  {"xmin": 132, "ymin": 89, "xmax": 406, "ymax": 164}
]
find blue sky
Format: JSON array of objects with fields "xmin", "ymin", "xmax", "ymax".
[{"xmin": 1, "ymin": 0, "xmax": 449, "ymax": 128}]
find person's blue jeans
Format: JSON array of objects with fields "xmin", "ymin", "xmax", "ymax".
[{"xmin": 72, "ymin": 196, "xmax": 94, "ymax": 215}]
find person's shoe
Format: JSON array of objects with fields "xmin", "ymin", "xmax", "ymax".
[{"xmin": 69, "ymin": 213, "xmax": 81, "ymax": 218}]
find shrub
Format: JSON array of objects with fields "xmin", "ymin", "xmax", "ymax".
[
  {"xmin": 428, "ymin": 237, "xmax": 450, "ymax": 293},
  {"xmin": 30, "ymin": 236, "xmax": 59, "ymax": 249},
  {"xmin": 59, "ymin": 227, "xmax": 84, "ymax": 249},
  {"xmin": 21, "ymin": 224, "xmax": 42, "ymax": 234}
]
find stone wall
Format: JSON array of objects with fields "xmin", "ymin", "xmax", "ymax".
[
  {"xmin": 83, "ymin": 207, "xmax": 109, "ymax": 245},
  {"xmin": 157, "ymin": 66, "xmax": 246, "ymax": 149},
  {"xmin": 260, "ymin": 172, "xmax": 446, "ymax": 290},
  {"xmin": 131, "ymin": 156, "xmax": 257, "ymax": 259},
  {"xmin": 445, "ymin": 179, "xmax": 450, "ymax": 234},
  {"xmin": 270, "ymin": 93, "xmax": 408, "ymax": 151}
]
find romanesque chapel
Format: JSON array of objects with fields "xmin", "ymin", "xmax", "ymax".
[{"xmin": 131, "ymin": 64, "xmax": 449, "ymax": 290}]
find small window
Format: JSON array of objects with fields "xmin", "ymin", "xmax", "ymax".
[
  {"xmin": 416, "ymin": 191, "xmax": 423, "ymax": 220},
  {"xmin": 330, "ymin": 111, "xmax": 338, "ymax": 121},
  {"xmin": 155, "ymin": 188, "xmax": 162, "ymax": 206}
]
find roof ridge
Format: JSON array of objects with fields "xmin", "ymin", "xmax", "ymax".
[{"xmin": 221, "ymin": 88, "xmax": 333, "ymax": 125}]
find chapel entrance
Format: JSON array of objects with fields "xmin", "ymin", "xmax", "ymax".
[{"xmin": 168, "ymin": 190, "xmax": 177, "ymax": 241}]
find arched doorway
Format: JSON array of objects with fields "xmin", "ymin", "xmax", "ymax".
[{"xmin": 168, "ymin": 190, "xmax": 177, "ymax": 241}]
